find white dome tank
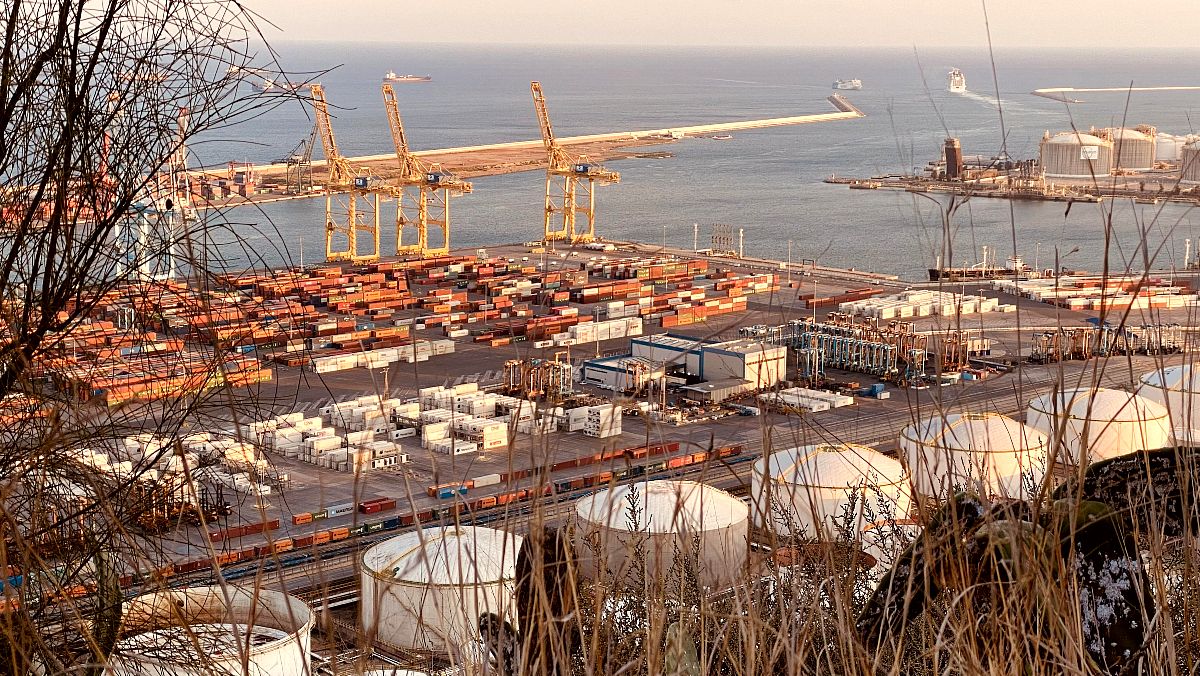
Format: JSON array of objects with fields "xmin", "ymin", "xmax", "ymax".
[
  {"xmin": 574, "ymin": 479, "xmax": 748, "ymax": 588},
  {"xmin": 1103, "ymin": 127, "xmax": 1155, "ymax": 171},
  {"xmin": 751, "ymin": 443, "xmax": 911, "ymax": 539},
  {"xmin": 1138, "ymin": 363, "xmax": 1200, "ymax": 443},
  {"xmin": 361, "ymin": 526, "xmax": 523, "ymax": 653},
  {"xmin": 108, "ymin": 585, "xmax": 313, "ymax": 676},
  {"xmin": 1026, "ymin": 387, "xmax": 1171, "ymax": 464},
  {"xmin": 899, "ymin": 412, "xmax": 1050, "ymax": 499},
  {"xmin": 1039, "ymin": 131, "xmax": 1113, "ymax": 178}
]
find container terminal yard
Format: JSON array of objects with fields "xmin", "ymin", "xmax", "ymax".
[
  {"xmin": 25, "ymin": 229, "xmax": 1200, "ymax": 671},
  {"xmin": 13, "ymin": 75, "xmax": 1200, "ymax": 676}
]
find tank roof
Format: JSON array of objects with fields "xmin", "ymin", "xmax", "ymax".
[
  {"xmin": 576, "ymin": 479, "xmax": 747, "ymax": 533},
  {"xmin": 1028, "ymin": 387, "xmax": 1168, "ymax": 423},
  {"xmin": 760, "ymin": 443, "xmax": 907, "ymax": 488},
  {"xmin": 1105, "ymin": 127, "xmax": 1151, "ymax": 140},
  {"xmin": 1045, "ymin": 131, "xmax": 1109, "ymax": 146},
  {"xmin": 362, "ymin": 526, "xmax": 522, "ymax": 585},
  {"xmin": 901, "ymin": 412, "xmax": 1047, "ymax": 452},
  {"xmin": 1140, "ymin": 363, "xmax": 1200, "ymax": 393}
]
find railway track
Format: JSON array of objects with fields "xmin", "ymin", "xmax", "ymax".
[{"xmin": 173, "ymin": 358, "xmax": 1147, "ymax": 608}]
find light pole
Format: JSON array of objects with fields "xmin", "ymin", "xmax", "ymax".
[
  {"xmin": 381, "ymin": 366, "xmax": 390, "ymax": 395},
  {"xmin": 693, "ymin": 223, "xmax": 699, "ymax": 252},
  {"xmin": 787, "ymin": 240, "xmax": 793, "ymax": 284}
]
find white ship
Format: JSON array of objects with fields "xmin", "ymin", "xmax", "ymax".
[
  {"xmin": 384, "ymin": 71, "xmax": 432, "ymax": 83},
  {"xmin": 948, "ymin": 68, "xmax": 966, "ymax": 93},
  {"xmin": 833, "ymin": 79, "xmax": 863, "ymax": 91}
]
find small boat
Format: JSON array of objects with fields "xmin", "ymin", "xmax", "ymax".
[
  {"xmin": 711, "ymin": 134, "xmax": 733, "ymax": 140},
  {"xmin": 948, "ymin": 68, "xmax": 966, "ymax": 93},
  {"xmin": 833, "ymin": 79, "xmax": 863, "ymax": 90},
  {"xmin": 384, "ymin": 71, "xmax": 432, "ymax": 83}
]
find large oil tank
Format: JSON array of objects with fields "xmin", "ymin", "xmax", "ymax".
[
  {"xmin": 1183, "ymin": 139, "xmax": 1200, "ymax": 183},
  {"xmin": 1103, "ymin": 127, "xmax": 1155, "ymax": 171},
  {"xmin": 361, "ymin": 526, "xmax": 522, "ymax": 653},
  {"xmin": 899, "ymin": 412, "xmax": 1050, "ymax": 499},
  {"xmin": 1039, "ymin": 130, "xmax": 1113, "ymax": 178},
  {"xmin": 574, "ymin": 479, "xmax": 748, "ymax": 588},
  {"xmin": 1026, "ymin": 387, "xmax": 1171, "ymax": 464},
  {"xmin": 1138, "ymin": 363, "xmax": 1200, "ymax": 442},
  {"xmin": 107, "ymin": 585, "xmax": 313, "ymax": 676},
  {"xmin": 751, "ymin": 443, "xmax": 911, "ymax": 539}
]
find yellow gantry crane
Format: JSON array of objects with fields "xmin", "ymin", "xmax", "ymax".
[
  {"xmin": 530, "ymin": 81, "xmax": 620, "ymax": 244},
  {"xmin": 382, "ymin": 83, "xmax": 472, "ymax": 257},
  {"xmin": 310, "ymin": 84, "xmax": 381, "ymax": 262}
]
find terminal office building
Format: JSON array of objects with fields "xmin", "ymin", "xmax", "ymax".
[{"xmin": 581, "ymin": 334, "xmax": 786, "ymax": 401}]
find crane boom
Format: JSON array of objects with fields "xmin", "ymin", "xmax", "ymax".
[
  {"xmin": 530, "ymin": 81, "xmax": 558, "ymax": 154},
  {"xmin": 381, "ymin": 83, "xmax": 426, "ymax": 181},
  {"xmin": 309, "ymin": 84, "xmax": 351, "ymax": 186},
  {"xmin": 381, "ymin": 84, "xmax": 410, "ymax": 157}
]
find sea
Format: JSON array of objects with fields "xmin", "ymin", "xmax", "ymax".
[{"xmin": 194, "ymin": 43, "xmax": 1200, "ymax": 281}]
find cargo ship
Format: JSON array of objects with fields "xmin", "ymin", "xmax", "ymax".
[
  {"xmin": 929, "ymin": 254, "xmax": 1033, "ymax": 281},
  {"xmin": 948, "ymin": 68, "xmax": 966, "ymax": 93},
  {"xmin": 833, "ymin": 79, "xmax": 863, "ymax": 90},
  {"xmin": 384, "ymin": 71, "xmax": 432, "ymax": 83}
]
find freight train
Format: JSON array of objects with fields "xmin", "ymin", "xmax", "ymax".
[{"xmin": 0, "ymin": 443, "xmax": 746, "ymax": 608}]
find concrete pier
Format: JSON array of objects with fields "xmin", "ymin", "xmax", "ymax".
[{"xmin": 238, "ymin": 96, "xmax": 865, "ymax": 189}]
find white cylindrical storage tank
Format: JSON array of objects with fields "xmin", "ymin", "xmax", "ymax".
[
  {"xmin": 899, "ymin": 412, "xmax": 1050, "ymax": 500},
  {"xmin": 1039, "ymin": 131, "xmax": 1113, "ymax": 178},
  {"xmin": 1182, "ymin": 140, "xmax": 1200, "ymax": 183},
  {"xmin": 1155, "ymin": 133, "xmax": 1184, "ymax": 162},
  {"xmin": 360, "ymin": 526, "xmax": 522, "ymax": 653},
  {"xmin": 1026, "ymin": 387, "xmax": 1171, "ymax": 464},
  {"xmin": 108, "ymin": 585, "xmax": 313, "ymax": 676},
  {"xmin": 1138, "ymin": 363, "xmax": 1200, "ymax": 443},
  {"xmin": 751, "ymin": 443, "xmax": 911, "ymax": 539},
  {"xmin": 1104, "ymin": 127, "xmax": 1155, "ymax": 171},
  {"xmin": 574, "ymin": 479, "xmax": 748, "ymax": 588}
]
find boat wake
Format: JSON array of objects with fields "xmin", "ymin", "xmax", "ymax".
[{"xmin": 956, "ymin": 89, "xmax": 1028, "ymax": 112}]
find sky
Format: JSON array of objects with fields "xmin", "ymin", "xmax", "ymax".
[{"xmin": 241, "ymin": 1, "xmax": 1199, "ymax": 49}]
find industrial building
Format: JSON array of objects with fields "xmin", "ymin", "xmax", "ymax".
[
  {"xmin": 1039, "ymin": 130, "xmax": 1113, "ymax": 178},
  {"xmin": 629, "ymin": 334, "xmax": 716, "ymax": 375},
  {"xmin": 580, "ymin": 355, "xmax": 666, "ymax": 391},
  {"xmin": 679, "ymin": 377, "xmax": 759, "ymax": 403},
  {"xmin": 621, "ymin": 334, "xmax": 786, "ymax": 400}
]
